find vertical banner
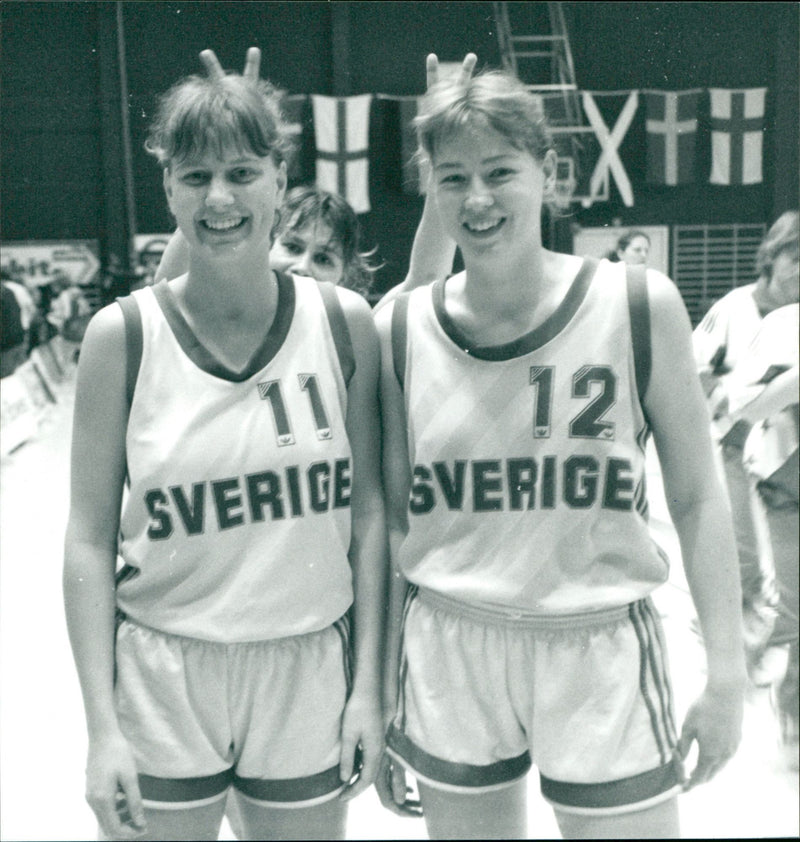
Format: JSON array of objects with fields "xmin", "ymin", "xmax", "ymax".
[
  {"xmin": 580, "ymin": 91, "xmax": 639, "ymax": 207},
  {"xmin": 645, "ymin": 90, "xmax": 700, "ymax": 185},
  {"xmin": 709, "ymin": 88, "xmax": 767, "ymax": 185},
  {"xmin": 312, "ymin": 94, "xmax": 373, "ymax": 213}
]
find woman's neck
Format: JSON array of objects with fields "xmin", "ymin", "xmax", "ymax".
[
  {"xmin": 182, "ymin": 250, "xmax": 276, "ymax": 322},
  {"xmin": 462, "ymin": 245, "xmax": 564, "ymax": 315}
]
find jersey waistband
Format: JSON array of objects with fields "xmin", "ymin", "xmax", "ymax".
[{"xmin": 415, "ymin": 586, "xmax": 636, "ymax": 630}]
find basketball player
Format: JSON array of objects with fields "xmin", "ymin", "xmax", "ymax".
[
  {"xmin": 63, "ymin": 67, "xmax": 385, "ymax": 840},
  {"xmin": 693, "ymin": 211, "xmax": 799, "ymax": 685},
  {"xmin": 374, "ymin": 63, "xmax": 746, "ymax": 839}
]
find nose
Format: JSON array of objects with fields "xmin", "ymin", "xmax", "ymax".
[
  {"xmin": 206, "ymin": 174, "xmax": 234, "ymax": 208},
  {"xmin": 464, "ymin": 177, "xmax": 493, "ymax": 210},
  {"xmin": 290, "ymin": 251, "xmax": 314, "ymax": 277}
]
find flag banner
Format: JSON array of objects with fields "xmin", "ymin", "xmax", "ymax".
[
  {"xmin": 312, "ymin": 94, "xmax": 373, "ymax": 213},
  {"xmin": 645, "ymin": 90, "xmax": 700, "ymax": 185},
  {"xmin": 580, "ymin": 91, "xmax": 639, "ymax": 207},
  {"xmin": 709, "ymin": 88, "xmax": 767, "ymax": 185},
  {"xmin": 282, "ymin": 94, "xmax": 313, "ymax": 183}
]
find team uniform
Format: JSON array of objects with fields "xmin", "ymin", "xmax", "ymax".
[
  {"xmin": 692, "ymin": 284, "xmax": 774, "ymax": 650},
  {"xmin": 730, "ymin": 303, "xmax": 799, "ymax": 649},
  {"xmin": 114, "ymin": 272, "xmax": 355, "ymax": 809},
  {"xmin": 386, "ymin": 258, "xmax": 684, "ymax": 815}
]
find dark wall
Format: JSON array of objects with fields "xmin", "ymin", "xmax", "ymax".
[
  {"xmin": 1, "ymin": 1, "xmax": 797, "ymax": 293},
  {"xmin": 1, "ymin": 3, "xmax": 103, "ymax": 240}
]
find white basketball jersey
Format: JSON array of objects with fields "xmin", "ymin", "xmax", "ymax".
[
  {"xmin": 117, "ymin": 273, "xmax": 354, "ymax": 642},
  {"xmin": 394, "ymin": 258, "xmax": 670, "ymax": 615}
]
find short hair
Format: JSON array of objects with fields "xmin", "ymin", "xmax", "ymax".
[
  {"xmin": 145, "ymin": 73, "xmax": 294, "ymax": 169},
  {"xmin": 756, "ymin": 210, "xmax": 799, "ymax": 279},
  {"xmin": 276, "ymin": 186, "xmax": 379, "ymax": 295},
  {"xmin": 413, "ymin": 69, "xmax": 562, "ymax": 209},
  {"xmin": 414, "ymin": 69, "xmax": 553, "ymax": 164}
]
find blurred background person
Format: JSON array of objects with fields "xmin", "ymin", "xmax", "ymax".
[
  {"xmin": 692, "ymin": 210, "xmax": 799, "ymax": 687},
  {"xmin": 729, "ymin": 297, "xmax": 799, "ymax": 771},
  {"xmin": 604, "ymin": 229, "xmax": 651, "ymax": 265}
]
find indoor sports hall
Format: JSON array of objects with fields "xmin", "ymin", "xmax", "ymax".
[{"xmin": 2, "ymin": 2, "xmax": 798, "ymax": 839}]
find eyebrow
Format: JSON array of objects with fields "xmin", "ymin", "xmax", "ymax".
[
  {"xmin": 176, "ymin": 156, "xmax": 262, "ymax": 169},
  {"xmin": 434, "ymin": 154, "xmax": 517, "ymax": 170}
]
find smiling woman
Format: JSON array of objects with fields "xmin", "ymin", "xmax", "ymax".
[
  {"xmin": 374, "ymin": 66, "xmax": 747, "ymax": 840},
  {"xmin": 63, "ymin": 66, "xmax": 386, "ymax": 842}
]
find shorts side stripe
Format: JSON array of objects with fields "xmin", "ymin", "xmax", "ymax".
[
  {"xmin": 638, "ymin": 599, "xmax": 679, "ymax": 746},
  {"xmin": 333, "ymin": 613, "xmax": 353, "ymax": 695},
  {"xmin": 540, "ymin": 757, "xmax": 683, "ymax": 811},
  {"xmin": 234, "ymin": 765, "xmax": 343, "ymax": 804},
  {"xmin": 139, "ymin": 768, "xmax": 233, "ymax": 804},
  {"xmin": 396, "ymin": 584, "xmax": 419, "ymax": 732},
  {"xmin": 387, "ymin": 723, "xmax": 530, "ymax": 790},
  {"xmin": 628, "ymin": 600, "xmax": 675, "ymax": 762}
]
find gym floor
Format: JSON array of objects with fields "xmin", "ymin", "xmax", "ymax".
[{"xmin": 1, "ymin": 369, "xmax": 797, "ymax": 840}]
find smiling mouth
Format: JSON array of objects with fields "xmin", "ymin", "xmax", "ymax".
[
  {"xmin": 201, "ymin": 217, "xmax": 247, "ymax": 232},
  {"xmin": 463, "ymin": 218, "xmax": 506, "ymax": 234}
]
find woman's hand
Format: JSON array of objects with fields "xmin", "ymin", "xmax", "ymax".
[
  {"xmin": 85, "ymin": 731, "xmax": 146, "ymax": 838},
  {"xmin": 338, "ymin": 691, "xmax": 385, "ymax": 801}
]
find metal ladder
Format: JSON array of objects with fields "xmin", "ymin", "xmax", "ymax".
[{"xmin": 493, "ymin": 1, "xmax": 590, "ymax": 201}]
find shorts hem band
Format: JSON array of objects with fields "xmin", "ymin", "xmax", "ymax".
[
  {"xmin": 138, "ymin": 765, "xmax": 345, "ymax": 809},
  {"xmin": 141, "ymin": 792, "xmax": 228, "ymax": 811},
  {"xmin": 139, "ymin": 768, "xmax": 233, "ymax": 805},
  {"xmin": 235, "ymin": 785, "xmax": 346, "ymax": 809},
  {"xmin": 540, "ymin": 756, "xmax": 685, "ymax": 813},
  {"xmin": 234, "ymin": 764, "xmax": 345, "ymax": 806},
  {"xmin": 386, "ymin": 724, "xmax": 531, "ymax": 791},
  {"xmin": 544, "ymin": 784, "xmax": 684, "ymax": 817}
]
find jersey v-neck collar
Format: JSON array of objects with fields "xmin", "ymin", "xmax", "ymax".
[
  {"xmin": 151, "ymin": 271, "xmax": 296, "ymax": 382},
  {"xmin": 431, "ymin": 258, "xmax": 599, "ymax": 361}
]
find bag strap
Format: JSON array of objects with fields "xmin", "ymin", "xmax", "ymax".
[
  {"xmin": 625, "ymin": 263, "xmax": 652, "ymax": 410},
  {"xmin": 115, "ymin": 294, "xmax": 142, "ymax": 409},
  {"xmin": 390, "ymin": 292, "xmax": 411, "ymax": 391}
]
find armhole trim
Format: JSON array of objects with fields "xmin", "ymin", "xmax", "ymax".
[
  {"xmin": 116, "ymin": 294, "xmax": 143, "ymax": 409},
  {"xmin": 391, "ymin": 293, "xmax": 410, "ymax": 391},
  {"xmin": 317, "ymin": 282, "xmax": 356, "ymax": 387},
  {"xmin": 626, "ymin": 264, "xmax": 651, "ymax": 409}
]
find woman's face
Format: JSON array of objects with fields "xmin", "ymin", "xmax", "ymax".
[
  {"xmin": 164, "ymin": 144, "xmax": 286, "ymax": 264},
  {"xmin": 618, "ymin": 236, "xmax": 650, "ymax": 266},
  {"xmin": 269, "ymin": 220, "xmax": 345, "ymax": 285},
  {"xmin": 766, "ymin": 246, "xmax": 800, "ymax": 308},
  {"xmin": 431, "ymin": 124, "xmax": 552, "ymax": 262}
]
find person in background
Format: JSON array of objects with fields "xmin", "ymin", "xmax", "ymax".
[
  {"xmin": 375, "ymin": 60, "xmax": 745, "ymax": 839},
  {"xmin": 692, "ymin": 210, "xmax": 800, "ymax": 686},
  {"xmin": 728, "ymin": 298, "xmax": 799, "ymax": 770},
  {"xmin": 1, "ymin": 277, "xmax": 27, "ymax": 378},
  {"xmin": 604, "ymin": 229, "xmax": 651, "ymax": 265},
  {"xmin": 63, "ymin": 62, "xmax": 385, "ymax": 841}
]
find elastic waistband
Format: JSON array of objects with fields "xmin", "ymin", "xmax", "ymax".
[
  {"xmin": 116, "ymin": 613, "xmax": 349, "ymax": 648},
  {"xmin": 415, "ymin": 586, "xmax": 637, "ymax": 630}
]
